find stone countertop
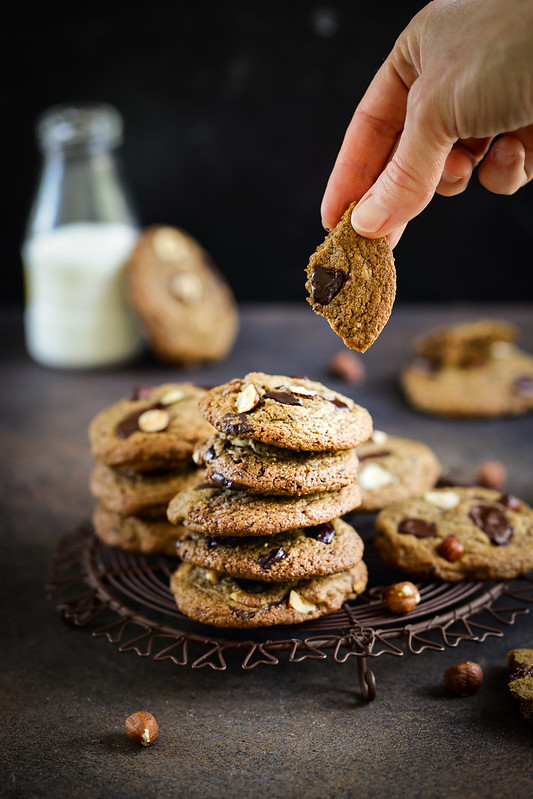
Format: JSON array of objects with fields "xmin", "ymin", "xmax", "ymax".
[{"xmin": 1, "ymin": 303, "xmax": 533, "ymax": 799}]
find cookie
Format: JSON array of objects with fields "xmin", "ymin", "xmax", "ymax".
[
  {"xmin": 401, "ymin": 319, "xmax": 533, "ymax": 417},
  {"xmin": 176, "ymin": 518, "xmax": 364, "ymax": 582},
  {"xmin": 198, "ymin": 372, "xmax": 373, "ymax": 451},
  {"xmin": 508, "ymin": 648, "xmax": 533, "ymax": 723},
  {"xmin": 170, "ymin": 560, "xmax": 368, "ymax": 628},
  {"xmin": 194, "ymin": 432, "xmax": 359, "ymax": 496},
  {"xmin": 92, "ymin": 503, "xmax": 187, "ymax": 556},
  {"xmin": 305, "ymin": 201, "xmax": 396, "ymax": 352},
  {"xmin": 167, "ymin": 472, "xmax": 362, "ymax": 535},
  {"xmin": 89, "ymin": 383, "xmax": 214, "ymax": 472},
  {"xmin": 374, "ymin": 487, "xmax": 533, "ymax": 581},
  {"xmin": 354, "ymin": 431, "xmax": 441, "ymax": 511},
  {"xmin": 125, "ymin": 225, "xmax": 238, "ymax": 365},
  {"xmin": 90, "ymin": 461, "xmax": 201, "ymax": 516}
]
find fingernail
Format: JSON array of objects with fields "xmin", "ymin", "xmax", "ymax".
[
  {"xmin": 441, "ymin": 172, "xmax": 463, "ymax": 184},
  {"xmin": 493, "ymin": 143, "xmax": 517, "ymax": 167},
  {"xmin": 351, "ymin": 195, "xmax": 390, "ymax": 234}
]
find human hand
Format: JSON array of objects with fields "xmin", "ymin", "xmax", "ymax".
[{"xmin": 321, "ymin": 0, "xmax": 533, "ymax": 247}]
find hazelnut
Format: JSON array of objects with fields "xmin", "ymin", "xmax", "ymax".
[
  {"xmin": 125, "ymin": 711, "xmax": 159, "ymax": 746},
  {"xmin": 138, "ymin": 408, "xmax": 170, "ymax": 433},
  {"xmin": 288, "ymin": 590, "xmax": 317, "ymax": 614},
  {"xmin": 381, "ymin": 581, "xmax": 421, "ymax": 614},
  {"xmin": 475, "ymin": 460, "xmax": 507, "ymax": 491},
  {"xmin": 437, "ymin": 536, "xmax": 464, "ymax": 562},
  {"xmin": 328, "ymin": 350, "xmax": 365, "ymax": 384},
  {"xmin": 444, "ymin": 661, "xmax": 484, "ymax": 696},
  {"xmin": 236, "ymin": 384, "xmax": 260, "ymax": 413}
]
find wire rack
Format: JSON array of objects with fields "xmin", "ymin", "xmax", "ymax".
[{"xmin": 47, "ymin": 521, "xmax": 533, "ymax": 700}]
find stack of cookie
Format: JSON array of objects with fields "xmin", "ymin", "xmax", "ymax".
[
  {"xmin": 88, "ymin": 383, "xmax": 214, "ymax": 555},
  {"xmin": 166, "ymin": 372, "xmax": 373, "ymax": 627}
]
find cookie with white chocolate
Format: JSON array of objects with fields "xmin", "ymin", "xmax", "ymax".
[
  {"xmin": 375, "ymin": 486, "xmax": 533, "ymax": 581},
  {"xmin": 126, "ymin": 225, "xmax": 238, "ymax": 365},
  {"xmin": 170, "ymin": 560, "xmax": 368, "ymax": 628}
]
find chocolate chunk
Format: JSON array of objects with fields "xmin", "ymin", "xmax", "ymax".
[
  {"xmin": 234, "ymin": 609, "xmax": 257, "ymax": 620},
  {"xmin": 221, "ymin": 413, "xmax": 256, "ymax": 437},
  {"xmin": 398, "ymin": 518, "xmax": 438, "ymax": 538},
  {"xmin": 235, "ymin": 578, "xmax": 270, "ymax": 594},
  {"xmin": 116, "ymin": 403, "xmax": 163, "ymax": 438},
  {"xmin": 357, "ymin": 450, "xmax": 392, "ymax": 462},
  {"xmin": 263, "ymin": 389, "xmax": 303, "ymax": 406},
  {"xmin": 207, "ymin": 536, "xmax": 241, "ymax": 549},
  {"xmin": 510, "ymin": 665, "xmax": 533, "ymax": 681},
  {"xmin": 257, "ymin": 547, "xmax": 287, "ymax": 570},
  {"xmin": 469, "ymin": 505, "xmax": 513, "ymax": 545},
  {"xmin": 326, "ymin": 396, "xmax": 350, "ymax": 411},
  {"xmin": 499, "ymin": 493, "xmax": 522, "ymax": 511},
  {"xmin": 513, "ymin": 374, "xmax": 533, "ymax": 397},
  {"xmin": 305, "ymin": 522, "xmax": 335, "ymax": 544},
  {"xmin": 208, "ymin": 472, "xmax": 249, "ymax": 493},
  {"xmin": 204, "ymin": 445, "xmax": 218, "ymax": 462},
  {"xmin": 311, "ymin": 265, "xmax": 347, "ymax": 305}
]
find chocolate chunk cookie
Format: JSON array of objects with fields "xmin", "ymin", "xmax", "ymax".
[
  {"xmin": 401, "ymin": 319, "xmax": 533, "ymax": 417},
  {"xmin": 194, "ymin": 432, "xmax": 359, "ymax": 496},
  {"xmin": 176, "ymin": 518, "xmax": 364, "ymax": 582},
  {"xmin": 508, "ymin": 648, "xmax": 533, "ymax": 723},
  {"xmin": 125, "ymin": 226, "xmax": 238, "ymax": 365},
  {"xmin": 198, "ymin": 372, "xmax": 373, "ymax": 451},
  {"xmin": 355, "ymin": 431, "xmax": 441, "ymax": 511},
  {"xmin": 90, "ymin": 461, "xmax": 201, "ymax": 516},
  {"xmin": 167, "ymin": 472, "xmax": 362, "ymax": 535},
  {"xmin": 375, "ymin": 487, "xmax": 533, "ymax": 581},
  {"xmin": 305, "ymin": 201, "xmax": 396, "ymax": 352},
  {"xmin": 89, "ymin": 383, "xmax": 214, "ymax": 472},
  {"xmin": 170, "ymin": 560, "xmax": 368, "ymax": 628},
  {"xmin": 92, "ymin": 503, "xmax": 187, "ymax": 556}
]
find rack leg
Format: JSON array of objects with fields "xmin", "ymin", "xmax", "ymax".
[{"xmin": 357, "ymin": 656, "xmax": 377, "ymax": 701}]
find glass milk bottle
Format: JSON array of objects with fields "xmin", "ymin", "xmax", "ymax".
[{"xmin": 22, "ymin": 103, "xmax": 143, "ymax": 368}]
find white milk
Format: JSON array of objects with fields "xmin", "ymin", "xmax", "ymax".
[{"xmin": 23, "ymin": 222, "xmax": 143, "ymax": 368}]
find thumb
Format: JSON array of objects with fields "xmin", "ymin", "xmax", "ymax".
[{"xmin": 351, "ymin": 87, "xmax": 453, "ymax": 237}]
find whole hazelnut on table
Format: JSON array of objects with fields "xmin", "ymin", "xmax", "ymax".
[
  {"xmin": 381, "ymin": 581, "xmax": 421, "ymax": 614},
  {"xmin": 328, "ymin": 350, "xmax": 365, "ymax": 384},
  {"xmin": 475, "ymin": 460, "xmax": 507, "ymax": 490},
  {"xmin": 125, "ymin": 711, "xmax": 159, "ymax": 746},
  {"xmin": 444, "ymin": 661, "xmax": 484, "ymax": 696}
]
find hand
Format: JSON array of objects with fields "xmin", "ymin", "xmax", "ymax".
[{"xmin": 321, "ymin": 0, "xmax": 533, "ymax": 247}]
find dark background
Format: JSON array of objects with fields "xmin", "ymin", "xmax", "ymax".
[{"xmin": 3, "ymin": 0, "xmax": 533, "ymax": 306}]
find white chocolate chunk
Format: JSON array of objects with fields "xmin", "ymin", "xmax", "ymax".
[
  {"xmin": 424, "ymin": 490, "xmax": 459, "ymax": 509},
  {"xmin": 371, "ymin": 429, "xmax": 388, "ymax": 445},
  {"xmin": 169, "ymin": 273, "xmax": 203, "ymax": 304},
  {"xmin": 153, "ymin": 227, "xmax": 191, "ymax": 262},
  {"xmin": 159, "ymin": 388, "xmax": 184, "ymax": 405},
  {"xmin": 358, "ymin": 462, "xmax": 398, "ymax": 490}
]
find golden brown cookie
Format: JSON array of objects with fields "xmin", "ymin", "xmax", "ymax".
[
  {"xmin": 194, "ymin": 432, "xmax": 359, "ymax": 496},
  {"xmin": 508, "ymin": 648, "xmax": 533, "ymax": 723},
  {"xmin": 170, "ymin": 560, "xmax": 368, "ymax": 628},
  {"xmin": 355, "ymin": 431, "xmax": 441, "ymax": 511},
  {"xmin": 176, "ymin": 518, "xmax": 364, "ymax": 582},
  {"xmin": 305, "ymin": 201, "xmax": 396, "ymax": 352},
  {"xmin": 197, "ymin": 372, "xmax": 373, "ymax": 451},
  {"xmin": 88, "ymin": 383, "xmax": 214, "ymax": 472},
  {"xmin": 401, "ymin": 319, "xmax": 533, "ymax": 418},
  {"xmin": 92, "ymin": 503, "xmax": 187, "ymax": 556},
  {"xmin": 167, "ymin": 471, "xmax": 362, "ymax": 535},
  {"xmin": 90, "ymin": 461, "xmax": 201, "ymax": 516},
  {"xmin": 374, "ymin": 487, "xmax": 533, "ymax": 581},
  {"xmin": 125, "ymin": 225, "xmax": 238, "ymax": 365}
]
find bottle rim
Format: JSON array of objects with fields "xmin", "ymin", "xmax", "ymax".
[{"xmin": 36, "ymin": 103, "xmax": 124, "ymax": 152}]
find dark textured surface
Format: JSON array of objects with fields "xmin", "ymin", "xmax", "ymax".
[
  {"xmin": 1, "ymin": 303, "xmax": 533, "ymax": 799},
  {"xmin": 4, "ymin": 0, "xmax": 533, "ymax": 305}
]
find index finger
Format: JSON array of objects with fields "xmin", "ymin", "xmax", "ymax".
[{"xmin": 320, "ymin": 59, "xmax": 411, "ymax": 230}]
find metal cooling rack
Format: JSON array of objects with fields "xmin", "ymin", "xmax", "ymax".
[{"xmin": 47, "ymin": 522, "xmax": 533, "ymax": 700}]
